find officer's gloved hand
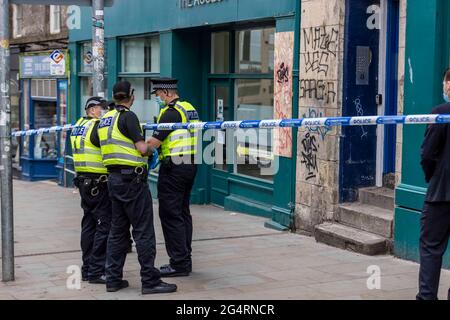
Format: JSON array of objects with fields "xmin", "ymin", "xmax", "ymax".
[{"xmin": 149, "ymin": 148, "xmax": 159, "ymax": 170}]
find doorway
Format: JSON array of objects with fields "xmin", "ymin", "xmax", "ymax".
[{"xmin": 340, "ymin": 0, "xmax": 399, "ymax": 202}]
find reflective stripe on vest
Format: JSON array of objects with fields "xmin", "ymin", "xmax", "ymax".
[
  {"xmin": 98, "ymin": 109, "xmax": 148, "ymax": 168},
  {"xmin": 70, "ymin": 117, "xmax": 107, "ymax": 174},
  {"xmin": 157, "ymin": 101, "xmax": 199, "ymax": 159}
]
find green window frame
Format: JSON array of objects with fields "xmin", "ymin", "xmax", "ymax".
[
  {"xmin": 209, "ymin": 25, "xmax": 276, "ymax": 183},
  {"xmin": 118, "ymin": 34, "xmax": 161, "ymax": 125}
]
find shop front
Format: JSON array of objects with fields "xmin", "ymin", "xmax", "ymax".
[
  {"xmin": 19, "ymin": 50, "xmax": 69, "ymax": 181},
  {"xmin": 395, "ymin": 0, "xmax": 450, "ymax": 267},
  {"xmin": 69, "ymin": 0, "xmax": 298, "ymax": 229}
]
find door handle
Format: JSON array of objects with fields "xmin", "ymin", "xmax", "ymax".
[{"xmin": 376, "ymin": 94, "xmax": 383, "ymax": 106}]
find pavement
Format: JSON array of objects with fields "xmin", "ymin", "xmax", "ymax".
[{"xmin": 0, "ymin": 179, "xmax": 449, "ymax": 300}]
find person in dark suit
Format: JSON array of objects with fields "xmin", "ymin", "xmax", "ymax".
[{"xmin": 417, "ymin": 68, "xmax": 450, "ymax": 300}]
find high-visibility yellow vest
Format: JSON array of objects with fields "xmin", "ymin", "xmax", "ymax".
[
  {"xmin": 157, "ymin": 101, "xmax": 200, "ymax": 159},
  {"xmin": 97, "ymin": 108, "xmax": 148, "ymax": 168},
  {"xmin": 70, "ymin": 117, "xmax": 108, "ymax": 174}
]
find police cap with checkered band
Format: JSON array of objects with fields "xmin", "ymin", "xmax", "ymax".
[{"xmin": 150, "ymin": 78, "xmax": 178, "ymax": 94}]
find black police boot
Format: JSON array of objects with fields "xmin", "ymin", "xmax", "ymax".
[
  {"xmin": 142, "ymin": 281, "xmax": 177, "ymax": 295},
  {"xmin": 106, "ymin": 280, "xmax": 129, "ymax": 292},
  {"xmin": 89, "ymin": 275, "xmax": 106, "ymax": 284},
  {"xmin": 160, "ymin": 264, "xmax": 190, "ymax": 277}
]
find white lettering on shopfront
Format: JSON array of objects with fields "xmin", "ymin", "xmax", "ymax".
[{"xmin": 180, "ymin": 0, "xmax": 226, "ymax": 9}]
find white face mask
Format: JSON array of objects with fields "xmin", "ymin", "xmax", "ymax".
[
  {"xmin": 100, "ymin": 109, "xmax": 108, "ymax": 117},
  {"xmin": 155, "ymin": 96, "xmax": 166, "ymax": 108}
]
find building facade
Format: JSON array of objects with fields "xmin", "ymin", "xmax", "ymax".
[
  {"xmin": 10, "ymin": 4, "xmax": 69, "ymax": 181},
  {"xmin": 66, "ymin": 0, "xmax": 449, "ymax": 265}
]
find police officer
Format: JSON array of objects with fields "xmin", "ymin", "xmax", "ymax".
[
  {"xmin": 147, "ymin": 78, "xmax": 199, "ymax": 277},
  {"xmin": 107, "ymin": 100, "xmax": 134, "ymax": 254},
  {"xmin": 71, "ymin": 97, "xmax": 111, "ymax": 284},
  {"xmin": 417, "ymin": 68, "xmax": 450, "ymax": 300},
  {"xmin": 99, "ymin": 81, "xmax": 177, "ymax": 294}
]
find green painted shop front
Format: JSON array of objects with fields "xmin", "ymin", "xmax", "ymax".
[
  {"xmin": 68, "ymin": 0, "xmax": 299, "ymax": 229},
  {"xmin": 395, "ymin": 0, "xmax": 450, "ymax": 267}
]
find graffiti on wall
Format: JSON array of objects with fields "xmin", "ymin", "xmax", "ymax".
[
  {"xmin": 354, "ymin": 98, "xmax": 368, "ymax": 139},
  {"xmin": 300, "ymin": 79, "xmax": 337, "ymax": 104},
  {"xmin": 303, "ymin": 108, "xmax": 331, "ymax": 141},
  {"xmin": 299, "ymin": 24, "xmax": 340, "ymax": 181},
  {"xmin": 300, "ymin": 26, "xmax": 339, "ymax": 107},
  {"xmin": 302, "ymin": 26, "xmax": 339, "ymax": 77},
  {"xmin": 274, "ymin": 32, "xmax": 294, "ymax": 158},
  {"xmin": 301, "ymin": 132, "xmax": 319, "ymax": 181}
]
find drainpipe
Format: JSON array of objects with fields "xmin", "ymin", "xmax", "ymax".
[{"xmin": 290, "ymin": 0, "xmax": 301, "ymax": 229}]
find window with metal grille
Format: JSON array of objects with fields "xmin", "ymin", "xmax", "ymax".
[{"xmin": 31, "ymin": 79, "xmax": 57, "ymax": 99}]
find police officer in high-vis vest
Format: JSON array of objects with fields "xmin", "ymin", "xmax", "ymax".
[
  {"xmin": 71, "ymin": 97, "xmax": 111, "ymax": 284},
  {"xmin": 147, "ymin": 78, "xmax": 199, "ymax": 277},
  {"xmin": 99, "ymin": 81, "xmax": 177, "ymax": 294}
]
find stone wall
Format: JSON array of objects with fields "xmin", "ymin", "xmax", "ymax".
[
  {"xmin": 10, "ymin": 5, "xmax": 69, "ymax": 46},
  {"xmin": 295, "ymin": 0, "xmax": 345, "ymax": 233}
]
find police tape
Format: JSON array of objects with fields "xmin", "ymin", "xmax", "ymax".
[{"xmin": 11, "ymin": 114, "xmax": 450, "ymax": 137}]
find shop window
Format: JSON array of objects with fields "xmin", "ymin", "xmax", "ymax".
[
  {"xmin": 235, "ymin": 79, "xmax": 275, "ymax": 181},
  {"xmin": 121, "ymin": 36, "xmax": 160, "ymax": 73},
  {"xmin": 80, "ymin": 77, "xmax": 93, "ymax": 112},
  {"xmin": 236, "ymin": 27, "xmax": 275, "ymax": 74},
  {"xmin": 81, "ymin": 42, "xmax": 94, "ymax": 73},
  {"xmin": 120, "ymin": 77, "xmax": 159, "ymax": 125},
  {"xmin": 211, "ymin": 32, "xmax": 230, "ymax": 74},
  {"xmin": 50, "ymin": 5, "xmax": 61, "ymax": 34},
  {"xmin": 34, "ymin": 101, "xmax": 57, "ymax": 160},
  {"xmin": 80, "ymin": 77, "xmax": 108, "ymax": 116},
  {"xmin": 80, "ymin": 42, "xmax": 108, "ymax": 74}
]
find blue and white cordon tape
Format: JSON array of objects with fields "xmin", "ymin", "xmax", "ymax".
[{"xmin": 11, "ymin": 114, "xmax": 450, "ymax": 137}]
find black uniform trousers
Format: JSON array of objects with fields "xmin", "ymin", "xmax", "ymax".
[
  {"xmin": 158, "ymin": 161, "xmax": 197, "ymax": 272},
  {"xmin": 417, "ymin": 202, "xmax": 450, "ymax": 300},
  {"xmin": 105, "ymin": 171, "xmax": 161, "ymax": 288},
  {"xmin": 77, "ymin": 175, "xmax": 112, "ymax": 280}
]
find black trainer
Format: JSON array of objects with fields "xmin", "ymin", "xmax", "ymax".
[
  {"xmin": 106, "ymin": 280, "xmax": 129, "ymax": 292},
  {"xmin": 89, "ymin": 275, "xmax": 106, "ymax": 284},
  {"xmin": 142, "ymin": 281, "xmax": 177, "ymax": 295},
  {"xmin": 160, "ymin": 264, "xmax": 190, "ymax": 277}
]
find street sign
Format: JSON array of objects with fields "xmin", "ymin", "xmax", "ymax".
[{"xmin": 11, "ymin": 0, "xmax": 114, "ymax": 6}]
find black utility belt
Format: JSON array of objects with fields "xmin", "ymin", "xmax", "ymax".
[
  {"xmin": 108, "ymin": 166, "xmax": 148, "ymax": 176},
  {"xmin": 77, "ymin": 173, "xmax": 107, "ymax": 179}
]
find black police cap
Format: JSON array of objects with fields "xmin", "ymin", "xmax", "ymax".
[
  {"xmin": 113, "ymin": 81, "xmax": 132, "ymax": 98},
  {"xmin": 85, "ymin": 96, "xmax": 107, "ymax": 110}
]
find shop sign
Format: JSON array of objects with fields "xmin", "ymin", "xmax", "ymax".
[
  {"xmin": 20, "ymin": 51, "xmax": 68, "ymax": 78},
  {"xmin": 49, "ymin": 50, "xmax": 66, "ymax": 76},
  {"xmin": 179, "ymin": 0, "xmax": 226, "ymax": 9}
]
